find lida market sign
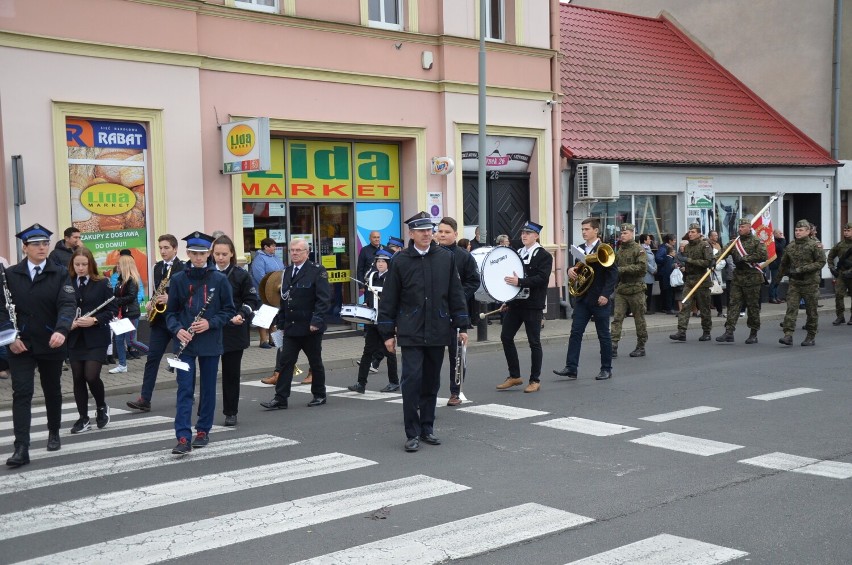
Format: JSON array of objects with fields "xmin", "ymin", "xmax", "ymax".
[{"xmin": 221, "ymin": 118, "xmax": 271, "ymax": 174}]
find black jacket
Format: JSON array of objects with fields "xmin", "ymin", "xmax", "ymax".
[
  {"xmin": 442, "ymin": 242, "xmax": 480, "ymax": 301},
  {"xmin": 357, "ymin": 243, "xmax": 385, "ymax": 283},
  {"xmin": 364, "ymin": 267, "xmax": 389, "ymax": 309},
  {"xmin": 512, "ymin": 245, "xmax": 553, "ymax": 310},
  {"xmin": 48, "ymin": 240, "xmax": 74, "ymax": 269},
  {"xmin": 114, "ymin": 276, "xmax": 141, "ymax": 320},
  {"xmin": 67, "ymin": 276, "xmax": 118, "ymax": 351},
  {"xmin": 274, "ymin": 261, "xmax": 332, "ymax": 336},
  {"xmin": 574, "ymin": 241, "xmax": 618, "ymax": 304},
  {"xmin": 0, "ymin": 259, "xmax": 76, "ymax": 360},
  {"xmin": 221, "ymin": 265, "xmax": 261, "ymax": 352},
  {"xmin": 377, "ymin": 242, "xmax": 469, "ymax": 347}
]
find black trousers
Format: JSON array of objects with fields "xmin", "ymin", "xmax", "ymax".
[
  {"xmin": 220, "ymin": 349, "xmax": 244, "ymax": 416},
  {"xmin": 400, "ymin": 346, "xmax": 444, "ymax": 440},
  {"xmin": 8, "ymin": 355, "xmax": 63, "ymax": 449},
  {"xmin": 273, "ymin": 333, "xmax": 326, "ymax": 400},
  {"xmin": 358, "ymin": 326, "xmax": 398, "ymax": 385},
  {"xmin": 500, "ymin": 307, "xmax": 543, "ymax": 381}
]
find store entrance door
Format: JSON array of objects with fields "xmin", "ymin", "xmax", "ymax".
[{"xmin": 289, "ymin": 204, "xmax": 354, "ymax": 331}]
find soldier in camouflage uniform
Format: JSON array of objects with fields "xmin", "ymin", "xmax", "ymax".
[
  {"xmin": 670, "ymin": 223, "xmax": 713, "ymax": 342},
  {"xmin": 716, "ymin": 218, "xmax": 767, "ymax": 344},
  {"xmin": 778, "ymin": 219, "xmax": 825, "ymax": 346},
  {"xmin": 610, "ymin": 224, "xmax": 648, "ymax": 358},
  {"xmin": 826, "ymin": 222, "xmax": 852, "ymax": 325}
]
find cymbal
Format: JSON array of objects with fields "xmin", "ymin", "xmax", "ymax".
[{"xmin": 259, "ymin": 271, "xmax": 283, "ymax": 307}]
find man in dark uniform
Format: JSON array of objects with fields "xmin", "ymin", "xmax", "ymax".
[
  {"xmin": 554, "ymin": 217, "xmax": 618, "ymax": 380},
  {"xmin": 127, "ymin": 234, "xmax": 185, "ymax": 412},
  {"xmin": 716, "ymin": 218, "xmax": 767, "ymax": 344},
  {"xmin": 165, "ymin": 232, "xmax": 235, "ymax": 455},
  {"xmin": 435, "ymin": 216, "xmax": 479, "ymax": 406},
  {"xmin": 386, "ymin": 236, "xmax": 404, "ymax": 255},
  {"xmin": 669, "ymin": 223, "xmax": 714, "ymax": 342},
  {"xmin": 779, "ymin": 219, "xmax": 825, "ymax": 346},
  {"xmin": 377, "ymin": 212, "xmax": 469, "ymax": 452},
  {"xmin": 261, "ymin": 237, "xmax": 332, "ymax": 410},
  {"xmin": 1, "ymin": 224, "xmax": 76, "ymax": 467},
  {"xmin": 495, "ymin": 220, "xmax": 553, "ymax": 391}
]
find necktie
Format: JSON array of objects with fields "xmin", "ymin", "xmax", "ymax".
[
  {"xmin": 79, "ymin": 277, "xmax": 87, "ymax": 289},
  {"xmin": 32, "ymin": 266, "xmax": 41, "ymax": 280},
  {"xmin": 292, "ymin": 266, "xmax": 299, "ymax": 278}
]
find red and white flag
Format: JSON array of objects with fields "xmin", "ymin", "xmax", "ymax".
[{"xmin": 752, "ymin": 208, "xmax": 776, "ymax": 262}]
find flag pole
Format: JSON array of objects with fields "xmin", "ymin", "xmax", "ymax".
[{"xmin": 681, "ymin": 192, "xmax": 783, "ymax": 304}]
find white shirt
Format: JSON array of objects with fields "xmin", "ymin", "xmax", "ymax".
[
  {"xmin": 27, "ymin": 260, "xmax": 47, "ymax": 280},
  {"xmin": 582, "ymin": 239, "xmax": 600, "ymax": 253}
]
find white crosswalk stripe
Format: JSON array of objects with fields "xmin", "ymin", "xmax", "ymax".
[
  {"xmin": 534, "ymin": 417, "xmax": 639, "ymax": 436},
  {"xmin": 0, "ymin": 452, "xmax": 377, "ymax": 541},
  {"xmin": 565, "ymin": 533, "xmax": 747, "ymax": 564},
  {"xmin": 336, "ymin": 390, "xmax": 402, "ymax": 400},
  {"xmin": 385, "ymin": 396, "xmax": 471, "ymax": 406},
  {"xmin": 0, "ymin": 415, "xmax": 175, "ymax": 444},
  {"xmin": 457, "ymin": 403, "xmax": 549, "ymax": 420},
  {"xmin": 630, "ymin": 432, "xmax": 743, "ymax": 456},
  {"xmin": 0, "ymin": 401, "xmax": 98, "ymax": 419},
  {"xmin": 0, "ymin": 434, "xmax": 297, "ymax": 495},
  {"xmin": 639, "ymin": 406, "xmax": 721, "ymax": 422},
  {"xmin": 10, "ymin": 475, "xmax": 470, "ymax": 565},
  {"xmin": 0, "ymin": 408, "xmax": 131, "ymax": 431},
  {"xmin": 291, "ymin": 503, "xmax": 594, "ymax": 564},
  {"xmin": 739, "ymin": 452, "xmax": 852, "ymax": 479},
  {"xmin": 747, "ymin": 387, "xmax": 820, "ymax": 401}
]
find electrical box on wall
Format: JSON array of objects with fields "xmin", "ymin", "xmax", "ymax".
[{"xmin": 576, "ymin": 163, "xmax": 619, "ymax": 200}]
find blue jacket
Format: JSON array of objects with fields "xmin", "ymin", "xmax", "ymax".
[
  {"xmin": 250, "ymin": 250, "xmax": 284, "ymax": 288},
  {"xmin": 166, "ymin": 266, "xmax": 235, "ymax": 357}
]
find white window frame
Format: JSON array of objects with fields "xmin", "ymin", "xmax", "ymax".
[
  {"xmin": 369, "ymin": 0, "xmax": 404, "ymax": 31},
  {"xmin": 486, "ymin": 0, "xmax": 505, "ymax": 42},
  {"xmin": 234, "ymin": 0, "xmax": 279, "ymax": 15}
]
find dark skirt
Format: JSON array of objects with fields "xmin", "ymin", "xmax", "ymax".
[{"xmin": 69, "ymin": 345, "xmax": 108, "ymax": 364}]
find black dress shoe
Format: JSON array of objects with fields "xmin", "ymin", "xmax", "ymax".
[
  {"xmin": 46, "ymin": 431, "xmax": 61, "ymax": 451},
  {"xmin": 5, "ymin": 446, "xmax": 29, "ymax": 468},
  {"xmin": 553, "ymin": 366, "xmax": 578, "ymax": 379},
  {"xmin": 595, "ymin": 370, "xmax": 612, "ymax": 380},
  {"xmin": 347, "ymin": 383, "xmax": 366, "ymax": 394},
  {"xmin": 307, "ymin": 396, "xmax": 327, "ymax": 407},
  {"xmin": 420, "ymin": 433, "xmax": 441, "ymax": 445},
  {"xmin": 260, "ymin": 397, "xmax": 288, "ymax": 410},
  {"xmin": 380, "ymin": 383, "xmax": 400, "ymax": 392},
  {"xmin": 224, "ymin": 415, "xmax": 237, "ymax": 427},
  {"xmin": 404, "ymin": 437, "xmax": 420, "ymax": 452}
]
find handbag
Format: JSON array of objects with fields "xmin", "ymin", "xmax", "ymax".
[
  {"xmin": 709, "ymin": 272, "xmax": 723, "ymax": 295},
  {"xmin": 669, "ymin": 268, "xmax": 684, "ymax": 288}
]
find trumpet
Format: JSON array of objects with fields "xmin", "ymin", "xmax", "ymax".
[
  {"xmin": 76, "ymin": 296, "xmax": 116, "ymax": 320},
  {"xmin": 148, "ymin": 265, "xmax": 173, "ymax": 322},
  {"xmin": 568, "ymin": 243, "xmax": 615, "ymax": 297}
]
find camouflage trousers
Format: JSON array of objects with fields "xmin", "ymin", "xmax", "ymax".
[
  {"xmin": 782, "ymin": 282, "xmax": 819, "ymax": 336},
  {"xmin": 835, "ymin": 276, "xmax": 850, "ymax": 317},
  {"xmin": 677, "ymin": 282, "xmax": 712, "ymax": 333},
  {"xmin": 726, "ymin": 280, "xmax": 762, "ymax": 332},
  {"xmin": 611, "ymin": 291, "xmax": 648, "ymax": 346}
]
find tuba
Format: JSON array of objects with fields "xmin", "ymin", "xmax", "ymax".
[{"xmin": 568, "ymin": 243, "xmax": 615, "ymax": 297}]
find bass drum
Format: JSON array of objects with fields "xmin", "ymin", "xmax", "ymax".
[
  {"xmin": 470, "ymin": 246, "xmax": 523, "ymax": 303},
  {"xmin": 259, "ymin": 271, "xmax": 283, "ymax": 307}
]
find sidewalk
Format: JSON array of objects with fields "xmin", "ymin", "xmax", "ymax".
[{"xmin": 0, "ymin": 300, "xmax": 837, "ymax": 409}]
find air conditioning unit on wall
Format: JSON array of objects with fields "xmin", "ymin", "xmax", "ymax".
[{"xmin": 576, "ymin": 164, "xmax": 620, "ymax": 200}]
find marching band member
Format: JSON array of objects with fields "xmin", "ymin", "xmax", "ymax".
[
  {"xmin": 212, "ymin": 235, "xmax": 260, "ymax": 427},
  {"xmin": 67, "ymin": 247, "xmax": 118, "ymax": 434},
  {"xmin": 1, "ymin": 224, "xmax": 76, "ymax": 467},
  {"xmin": 496, "ymin": 220, "xmax": 553, "ymax": 393},
  {"xmin": 166, "ymin": 232, "xmax": 234, "ymax": 455},
  {"xmin": 126, "ymin": 235, "xmax": 185, "ymax": 412}
]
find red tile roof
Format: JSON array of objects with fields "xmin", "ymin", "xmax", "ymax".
[{"xmin": 560, "ymin": 4, "xmax": 838, "ymax": 166}]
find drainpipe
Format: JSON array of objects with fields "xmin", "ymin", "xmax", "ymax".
[{"xmin": 832, "ymin": 0, "xmax": 842, "ymax": 242}]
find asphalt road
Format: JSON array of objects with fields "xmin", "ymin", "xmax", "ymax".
[{"xmin": 1, "ymin": 315, "xmax": 850, "ymax": 564}]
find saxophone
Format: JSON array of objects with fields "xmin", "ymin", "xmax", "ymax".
[{"xmin": 147, "ymin": 265, "xmax": 172, "ymax": 322}]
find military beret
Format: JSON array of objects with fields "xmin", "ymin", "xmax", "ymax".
[
  {"xmin": 795, "ymin": 219, "xmax": 811, "ymax": 229},
  {"xmin": 844, "ymin": 222, "xmax": 852, "ymax": 230},
  {"xmin": 688, "ymin": 222, "xmax": 701, "ymax": 231},
  {"xmin": 620, "ymin": 223, "xmax": 635, "ymax": 232},
  {"xmin": 738, "ymin": 218, "xmax": 751, "ymax": 226}
]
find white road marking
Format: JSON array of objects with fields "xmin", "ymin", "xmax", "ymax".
[
  {"xmin": 0, "ymin": 401, "xmax": 92, "ymax": 419},
  {"xmin": 0, "ymin": 434, "xmax": 298, "ymax": 495},
  {"xmin": 630, "ymin": 433, "xmax": 743, "ymax": 456},
  {"xmin": 11, "ymin": 475, "xmax": 470, "ymax": 565},
  {"xmin": 747, "ymin": 387, "xmax": 820, "ymax": 401},
  {"xmin": 534, "ymin": 417, "xmax": 638, "ymax": 436},
  {"xmin": 385, "ymin": 396, "xmax": 471, "ymax": 406},
  {"xmin": 457, "ymin": 403, "xmax": 549, "ymax": 420},
  {"xmin": 292, "ymin": 503, "xmax": 594, "ymax": 564},
  {"xmin": 240, "ymin": 381, "xmax": 348, "ymax": 393},
  {"xmin": 336, "ymin": 390, "xmax": 402, "ymax": 400},
  {"xmin": 639, "ymin": 406, "xmax": 721, "ymax": 422},
  {"xmin": 0, "ymin": 415, "xmax": 175, "ymax": 444},
  {"xmin": 0, "ymin": 408, "xmax": 131, "ymax": 431},
  {"xmin": 565, "ymin": 533, "xmax": 747, "ymax": 564},
  {"xmin": 0, "ymin": 452, "xmax": 376, "ymax": 541},
  {"xmin": 739, "ymin": 452, "xmax": 852, "ymax": 479}
]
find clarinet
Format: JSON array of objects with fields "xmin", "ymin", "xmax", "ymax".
[
  {"xmin": 172, "ymin": 290, "xmax": 215, "ymax": 360},
  {"xmin": 0, "ymin": 265, "xmax": 20, "ymax": 341},
  {"xmin": 79, "ymin": 296, "xmax": 116, "ymax": 319}
]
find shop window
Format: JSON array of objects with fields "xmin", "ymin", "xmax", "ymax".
[
  {"xmin": 235, "ymin": 0, "xmax": 278, "ymax": 14},
  {"xmin": 589, "ymin": 196, "xmax": 632, "ymax": 247},
  {"xmin": 715, "ymin": 195, "xmax": 769, "ymax": 245},
  {"xmin": 634, "ymin": 194, "xmax": 677, "ymax": 245},
  {"xmin": 486, "ymin": 0, "xmax": 505, "ymax": 41},
  {"xmin": 369, "ymin": 0, "xmax": 403, "ymax": 30}
]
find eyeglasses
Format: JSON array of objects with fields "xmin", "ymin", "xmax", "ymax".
[
  {"xmin": 26, "ymin": 241, "xmax": 50, "ymax": 247},
  {"xmin": 289, "ymin": 248, "xmax": 308, "ymax": 253}
]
